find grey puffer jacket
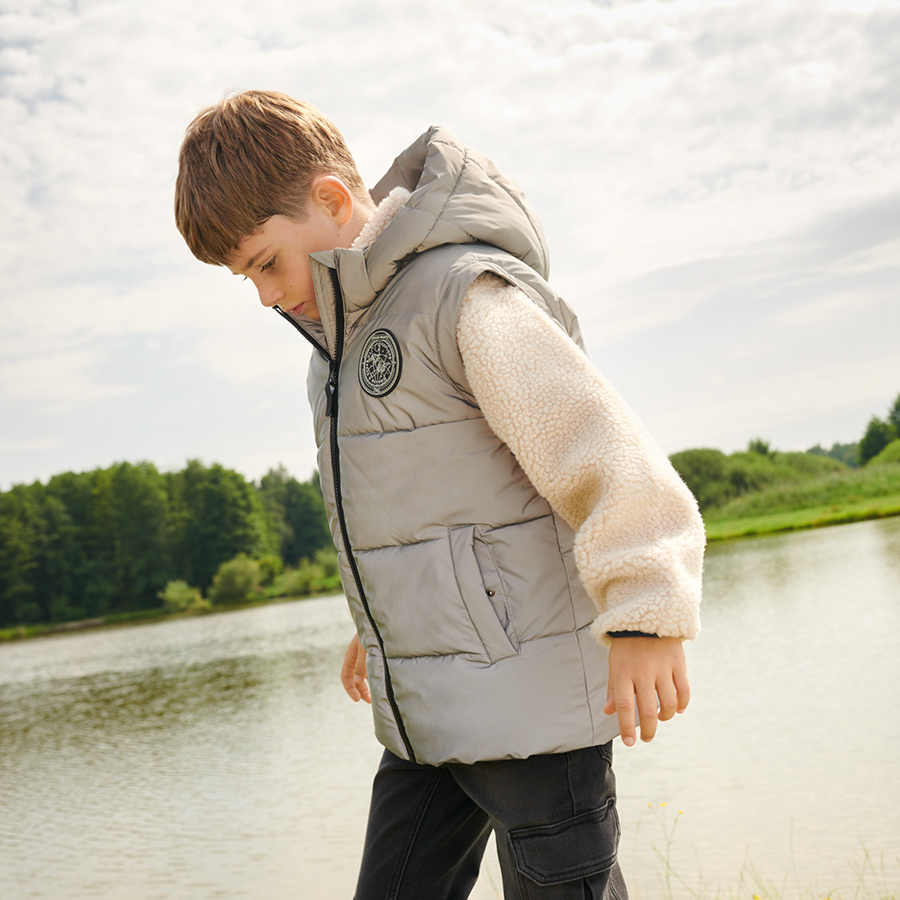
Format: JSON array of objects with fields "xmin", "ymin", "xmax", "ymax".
[{"xmin": 279, "ymin": 128, "xmax": 617, "ymax": 765}]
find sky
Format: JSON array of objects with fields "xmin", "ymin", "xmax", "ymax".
[{"xmin": 2, "ymin": 0, "xmax": 898, "ymax": 490}]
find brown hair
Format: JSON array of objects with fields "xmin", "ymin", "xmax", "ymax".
[{"xmin": 175, "ymin": 91, "xmax": 370, "ymax": 265}]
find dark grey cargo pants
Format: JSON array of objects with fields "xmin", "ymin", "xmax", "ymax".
[{"xmin": 353, "ymin": 742, "xmax": 627, "ymax": 900}]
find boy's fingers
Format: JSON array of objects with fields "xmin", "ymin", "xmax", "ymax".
[
  {"xmin": 341, "ymin": 671, "xmax": 361, "ymax": 701},
  {"xmin": 605, "ymin": 679, "xmax": 638, "ymax": 747},
  {"xmin": 604, "ymin": 683, "xmax": 614, "ymax": 713},
  {"xmin": 352, "ymin": 640, "xmax": 371, "ymax": 703},
  {"xmin": 674, "ymin": 666, "xmax": 691, "ymax": 714},
  {"xmin": 656, "ymin": 680, "xmax": 679, "ymax": 722},
  {"xmin": 355, "ymin": 674, "xmax": 371, "ymax": 704},
  {"xmin": 341, "ymin": 635, "xmax": 370, "ymax": 702},
  {"xmin": 607, "ymin": 635, "xmax": 689, "ymax": 744},
  {"xmin": 636, "ymin": 685, "xmax": 660, "ymax": 742}
]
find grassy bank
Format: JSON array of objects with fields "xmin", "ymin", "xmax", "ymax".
[
  {"xmin": 704, "ymin": 464, "xmax": 900, "ymax": 541},
  {"xmin": 705, "ymin": 493, "xmax": 900, "ymax": 540},
  {"xmin": 0, "ymin": 586, "xmax": 342, "ymax": 644}
]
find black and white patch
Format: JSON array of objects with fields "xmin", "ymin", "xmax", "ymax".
[{"xmin": 358, "ymin": 329, "xmax": 402, "ymax": 398}]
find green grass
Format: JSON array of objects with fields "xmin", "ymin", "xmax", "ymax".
[
  {"xmin": 705, "ymin": 492, "xmax": 900, "ymax": 541},
  {"xmin": 869, "ymin": 437, "xmax": 900, "ymax": 466},
  {"xmin": 703, "ymin": 464, "xmax": 900, "ymax": 541}
]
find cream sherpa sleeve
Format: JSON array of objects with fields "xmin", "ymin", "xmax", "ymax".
[{"xmin": 457, "ymin": 273, "xmax": 704, "ymax": 644}]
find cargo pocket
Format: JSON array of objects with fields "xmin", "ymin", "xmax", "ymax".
[{"xmin": 508, "ymin": 800, "xmax": 620, "ymax": 897}]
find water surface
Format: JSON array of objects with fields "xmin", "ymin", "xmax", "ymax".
[{"xmin": 2, "ymin": 517, "xmax": 899, "ymax": 899}]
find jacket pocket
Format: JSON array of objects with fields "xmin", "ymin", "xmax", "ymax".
[
  {"xmin": 507, "ymin": 800, "xmax": 620, "ymax": 888},
  {"xmin": 472, "ymin": 526, "xmax": 520, "ymax": 645},
  {"xmin": 448, "ymin": 525, "xmax": 517, "ymax": 663}
]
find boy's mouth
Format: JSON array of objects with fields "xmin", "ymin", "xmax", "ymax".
[{"xmin": 286, "ymin": 299, "xmax": 316, "ymax": 319}]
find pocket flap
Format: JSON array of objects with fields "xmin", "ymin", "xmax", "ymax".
[{"xmin": 508, "ymin": 801, "xmax": 619, "ymax": 886}]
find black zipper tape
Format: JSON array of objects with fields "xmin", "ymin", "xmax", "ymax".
[{"xmin": 274, "ymin": 285, "xmax": 417, "ymax": 763}]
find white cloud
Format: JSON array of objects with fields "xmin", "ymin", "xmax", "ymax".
[
  {"xmin": 771, "ymin": 290, "xmax": 883, "ymax": 326},
  {"xmin": 0, "ymin": 346, "xmax": 137, "ymax": 410},
  {"xmin": 657, "ymin": 354, "xmax": 900, "ymax": 453},
  {"xmin": 1, "ymin": 0, "xmax": 899, "ymax": 487},
  {"xmin": 0, "ymin": 437, "xmax": 59, "ymax": 453}
]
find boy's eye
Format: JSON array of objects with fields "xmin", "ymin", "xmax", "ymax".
[{"xmin": 260, "ymin": 258, "xmax": 276, "ymax": 273}]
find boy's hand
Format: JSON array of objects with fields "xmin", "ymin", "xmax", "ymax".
[
  {"xmin": 341, "ymin": 633, "xmax": 371, "ymax": 703},
  {"xmin": 604, "ymin": 636, "xmax": 689, "ymax": 746}
]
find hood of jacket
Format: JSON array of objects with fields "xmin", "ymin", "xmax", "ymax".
[{"xmin": 301, "ymin": 127, "xmax": 550, "ymax": 348}]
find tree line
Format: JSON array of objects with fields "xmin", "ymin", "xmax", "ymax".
[
  {"xmin": 4, "ymin": 393, "xmax": 898, "ymax": 629},
  {"xmin": 0, "ymin": 461, "xmax": 333, "ymax": 629},
  {"xmin": 809, "ymin": 393, "xmax": 900, "ymax": 468},
  {"xmin": 670, "ymin": 391, "xmax": 900, "ymax": 513}
]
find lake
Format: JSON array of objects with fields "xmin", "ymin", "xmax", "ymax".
[{"xmin": 1, "ymin": 517, "xmax": 899, "ymax": 899}]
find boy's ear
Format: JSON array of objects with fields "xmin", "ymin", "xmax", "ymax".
[{"xmin": 310, "ymin": 176, "xmax": 354, "ymax": 226}]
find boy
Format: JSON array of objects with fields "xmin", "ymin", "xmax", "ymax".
[{"xmin": 175, "ymin": 91, "xmax": 704, "ymax": 900}]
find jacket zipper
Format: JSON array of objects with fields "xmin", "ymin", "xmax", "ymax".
[{"xmin": 274, "ymin": 285, "xmax": 417, "ymax": 763}]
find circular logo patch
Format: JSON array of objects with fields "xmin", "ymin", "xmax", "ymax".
[{"xmin": 358, "ymin": 329, "xmax": 402, "ymax": 398}]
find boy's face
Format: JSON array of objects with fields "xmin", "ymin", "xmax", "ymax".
[{"xmin": 228, "ymin": 204, "xmax": 345, "ymax": 321}]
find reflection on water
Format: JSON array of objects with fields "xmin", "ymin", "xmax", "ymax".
[
  {"xmin": 1, "ymin": 518, "xmax": 899, "ymax": 900},
  {"xmin": 0, "ymin": 599, "xmax": 383, "ymax": 900},
  {"xmin": 615, "ymin": 516, "xmax": 900, "ymax": 899}
]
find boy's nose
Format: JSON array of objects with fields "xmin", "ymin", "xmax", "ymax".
[{"xmin": 258, "ymin": 285, "xmax": 283, "ymax": 308}]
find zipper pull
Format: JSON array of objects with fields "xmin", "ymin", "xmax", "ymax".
[{"xmin": 325, "ymin": 363, "xmax": 338, "ymax": 417}]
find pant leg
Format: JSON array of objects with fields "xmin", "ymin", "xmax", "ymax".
[
  {"xmin": 447, "ymin": 744, "xmax": 627, "ymax": 900},
  {"xmin": 354, "ymin": 749, "xmax": 492, "ymax": 900},
  {"xmin": 354, "ymin": 744, "xmax": 627, "ymax": 900}
]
